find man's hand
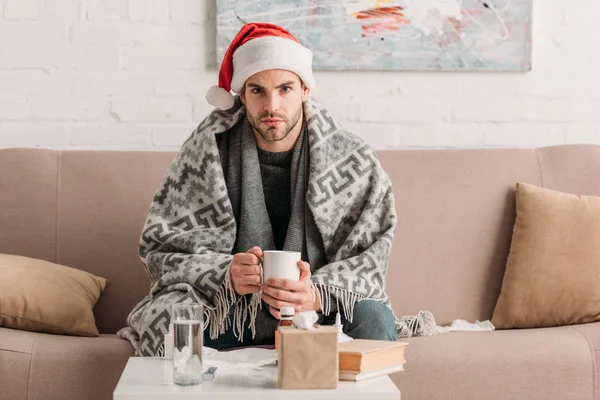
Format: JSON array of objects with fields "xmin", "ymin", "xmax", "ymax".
[
  {"xmin": 262, "ymin": 260, "xmax": 321, "ymax": 319},
  {"xmin": 230, "ymin": 246, "xmax": 263, "ymax": 296}
]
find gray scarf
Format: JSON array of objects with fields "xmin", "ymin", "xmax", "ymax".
[
  {"xmin": 118, "ymin": 97, "xmax": 437, "ymax": 356},
  {"xmin": 219, "ymin": 118, "xmax": 325, "ymax": 344}
]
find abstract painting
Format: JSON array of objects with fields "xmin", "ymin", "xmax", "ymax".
[{"xmin": 216, "ymin": 0, "xmax": 532, "ymax": 71}]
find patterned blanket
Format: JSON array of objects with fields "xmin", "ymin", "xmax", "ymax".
[{"xmin": 118, "ymin": 97, "xmax": 436, "ymax": 356}]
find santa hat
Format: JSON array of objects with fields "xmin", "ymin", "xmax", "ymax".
[{"xmin": 205, "ymin": 22, "xmax": 315, "ymax": 110}]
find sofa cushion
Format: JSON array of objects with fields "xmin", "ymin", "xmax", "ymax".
[
  {"xmin": 0, "ymin": 254, "xmax": 108, "ymax": 336},
  {"xmin": 0, "ymin": 327, "xmax": 36, "ymax": 400},
  {"xmin": 0, "ymin": 327, "xmax": 133, "ymax": 400},
  {"xmin": 393, "ymin": 324, "xmax": 596, "ymax": 400},
  {"xmin": 492, "ymin": 182, "xmax": 600, "ymax": 329}
]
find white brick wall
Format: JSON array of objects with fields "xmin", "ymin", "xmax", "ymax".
[{"xmin": 0, "ymin": 0, "xmax": 599, "ymax": 150}]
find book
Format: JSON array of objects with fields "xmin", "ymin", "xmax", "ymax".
[
  {"xmin": 338, "ymin": 339, "xmax": 408, "ymax": 373},
  {"xmin": 339, "ymin": 363, "xmax": 405, "ymax": 382}
]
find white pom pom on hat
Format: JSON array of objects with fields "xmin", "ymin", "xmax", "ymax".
[
  {"xmin": 205, "ymin": 85, "xmax": 235, "ymax": 111},
  {"xmin": 205, "ymin": 22, "xmax": 315, "ymax": 110}
]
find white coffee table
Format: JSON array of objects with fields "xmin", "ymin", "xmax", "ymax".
[{"xmin": 113, "ymin": 357, "xmax": 401, "ymax": 400}]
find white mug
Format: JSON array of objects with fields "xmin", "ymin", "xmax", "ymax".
[{"xmin": 261, "ymin": 250, "xmax": 301, "ymax": 284}]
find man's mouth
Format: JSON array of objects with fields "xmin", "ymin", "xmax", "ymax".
[{"xmin": 262, "ymin": 119, "xmax": 283, "ymax": 126}]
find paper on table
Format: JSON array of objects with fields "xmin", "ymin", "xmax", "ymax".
[
  {"xmin": 202, "ymin": 346, "xmax": 277, "ymax": 370},
  {"xmin": 435, "ymin": 319, "xmax": 495, "ymax": 333}
]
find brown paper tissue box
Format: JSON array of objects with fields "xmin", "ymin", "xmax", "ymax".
[{"xmin": 277, "ymin": 325, "xmax": 339, "ymax": 389}]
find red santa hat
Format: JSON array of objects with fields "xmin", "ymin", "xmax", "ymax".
[{"xmin": 205, "ymin": 22, "xmax": 315, "ymax": 110}]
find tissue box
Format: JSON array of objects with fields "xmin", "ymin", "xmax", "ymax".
[{"xmin": 277, "ymin": 326, "xmax": 338, "ymax": 389}]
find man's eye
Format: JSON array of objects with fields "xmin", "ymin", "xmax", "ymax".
[
  {"xmin": 252, "ymin": 88, "xmax": 263, "ymax": 94},
  {"xmin": 281, "ymin": 86, "xmax": 291, "ymax": 93}
]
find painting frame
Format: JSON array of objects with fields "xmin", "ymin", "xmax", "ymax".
[{"xmin": 216, "ymin": 0, "xmax": 532, "ymax": 72}]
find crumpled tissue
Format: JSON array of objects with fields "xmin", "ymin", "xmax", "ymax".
[
  {"xmin": 173, "ymin": 345, "xmax": 203, "ymax": 377},
  {"xmin": 435, "ymin": 319, "xmax": 495, "ymax": 333},
  {"xmin": 292, "ymin": 310, "xmax": 319, "ymax": 330}
]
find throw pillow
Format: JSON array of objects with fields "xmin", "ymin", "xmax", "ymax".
[
  {"xmin": 0, "ymin": 254, "xmax": 108, "ymax": 336},
  {"xmin": 492, "ymin": 182, "xmax": 600, "ymax": 329}
]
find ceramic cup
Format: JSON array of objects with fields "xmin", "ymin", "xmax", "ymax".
[{"xmin": 261, "ymin": 250, "xmax": 301, "ymax": 284}]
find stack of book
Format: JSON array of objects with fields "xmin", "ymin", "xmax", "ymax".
[{"xmin": 338, "ymin": 339, "xmax": 408, "ymax": 381}]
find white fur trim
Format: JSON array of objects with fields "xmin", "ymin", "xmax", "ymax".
[
  {"xmin": 205, "ymin": 85, "xmax": 235, "ymax": 110},
  {"xmin": 230, "ymin": 36, "xmax": 315, "ymax": 93}
]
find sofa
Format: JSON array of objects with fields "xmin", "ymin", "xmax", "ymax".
[{"xmin": 1, "ymin": 144, "xmax": 599, "ymax": 400}]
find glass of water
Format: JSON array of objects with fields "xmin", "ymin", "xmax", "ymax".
[{"xmin": 171, "ymin": 303, "xmax": 203, "ymax": 386}]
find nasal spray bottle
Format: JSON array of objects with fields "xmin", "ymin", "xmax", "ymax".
[
  {"xmin": 164, "ymin": 322, "xmax": 174, "ymax": 359},
  {"xmin": 335, "ymin": 312, "xmax": 353, "ymax": 343},
  {"xmin": 275, "ymin": 307, "xmax": 295, "ymax": 350}
]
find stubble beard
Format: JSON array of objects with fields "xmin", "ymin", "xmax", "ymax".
[{"xmin": 247, "ymin": 106, "xmax": 303, "ymax": 143}]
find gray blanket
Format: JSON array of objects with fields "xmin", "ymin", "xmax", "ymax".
[{"xmin": 118, "ymin": 97, "xmax": 436, "ymax": 356}]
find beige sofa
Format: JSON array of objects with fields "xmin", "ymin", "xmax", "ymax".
[{"xmin": 1, "ymin": 145, "xmax": 599, "ymax": 400}]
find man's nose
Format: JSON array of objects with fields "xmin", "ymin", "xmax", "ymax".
[{"xmin": 264, "ymin": 93, "xmax": 280, "ymax": 113}]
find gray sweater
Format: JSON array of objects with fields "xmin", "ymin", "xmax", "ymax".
[{"xmin": 257, "ymin": 147, "xmax": 293, "ymax": 250}]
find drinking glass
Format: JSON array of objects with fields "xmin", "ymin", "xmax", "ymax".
[{"xmin": 171, "ymin": 303, "xmax": 203, "ymax": 385}]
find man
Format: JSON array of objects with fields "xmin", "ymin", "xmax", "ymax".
[{"xmin": 118, "ymin": 23, "xmax": 435, "ymax": 356}]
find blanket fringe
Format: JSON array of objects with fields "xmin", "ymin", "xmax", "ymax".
[
  {"xmin": 205, "ymin": 263, "xmax": 261, "ymax": 343},
  {"xmin": 181, "ymin": 272, "xmax": 436, "ymax": 345},
  {"xmin": 314, "ymin": 283, "xmax": 364, "ymax": 323},
  {"xmin": 232, "ymin": 291, "xmax": 261, "ymax": 342},
  {"xmin": 205, "ymin": 263, "xmax": 237, "ymax": 340},
  {"xmin": 397, "ymin": 309, "xmax": 438, "ymax": 338},
  {"xmin": 314, "ymin": 283, "xmax": 437, "ymax": 339}
]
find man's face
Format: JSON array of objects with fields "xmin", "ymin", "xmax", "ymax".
[{"xmin": 240, "ymin": 69, "xmax": 310, "ymax": 145}]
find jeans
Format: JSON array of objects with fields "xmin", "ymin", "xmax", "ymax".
[
  {"xmin": 203, "ymin": 314, "xmax": 253, "ymax": 351},
  {"xmin": 321, "ymin": 300, "xmax": 398, "ymax": 342},
  {"xmin": 204, "ymin": 299, "xmax": 397, "ymax": 350}
]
